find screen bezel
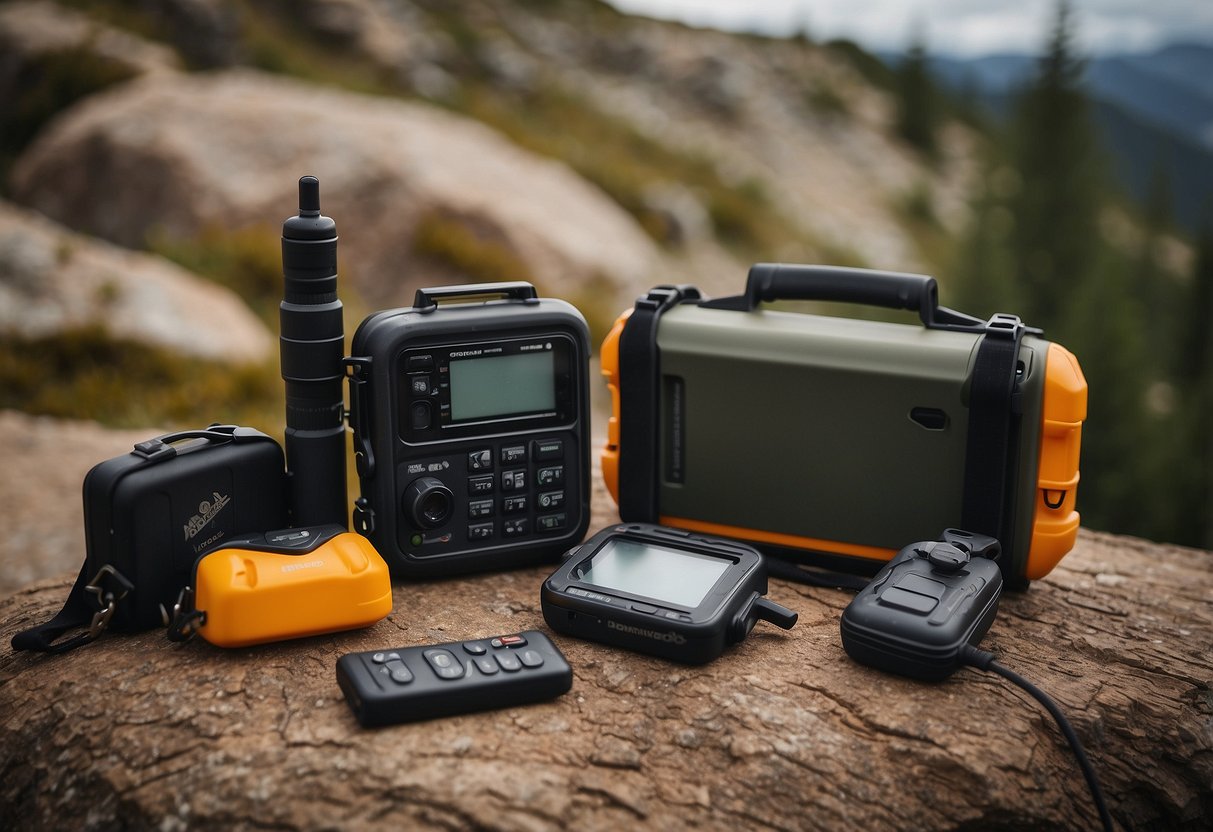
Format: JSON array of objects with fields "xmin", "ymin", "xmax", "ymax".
[
  {"xmin": 563, "ymin": 532, "xmax": 745, "ymax": 617},
  {"xmin": 397, "ymin": 332, "xmax": 579, "ymax": 443}
]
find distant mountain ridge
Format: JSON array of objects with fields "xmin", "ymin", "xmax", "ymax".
[{"xmin": 903, "ymin": 42, "xmax": 1213, "ymax": 231}]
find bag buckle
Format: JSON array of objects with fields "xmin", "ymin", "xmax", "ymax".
[
  {"xmin": 164, "ymin": 587, "xmax": 206, "ymax": 643},
  {"xmin": 84, "ymin": 564, "xmax": 133, "ymax": 637}
]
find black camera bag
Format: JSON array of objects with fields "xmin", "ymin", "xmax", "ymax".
[{"xmin": 12, "ymin": 425, "xmax": 289, "ymax": 653}]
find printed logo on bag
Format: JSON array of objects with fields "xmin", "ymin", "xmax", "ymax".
[{"xmin": 184, "ymin": 491, "xmax": 231, "ymax": 541}]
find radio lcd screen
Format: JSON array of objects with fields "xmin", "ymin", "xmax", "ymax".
[
  {"xmin": 449, "ymin": 351, "xmax": 556, "ymax": 421},
  {"xmin": 574, "ymin": 538, "xmax": 730, "ymax": 608}
]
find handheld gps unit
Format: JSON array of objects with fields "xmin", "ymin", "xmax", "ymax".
[{"xmin": 541, "ymin": 523, "xmax": 798, "ymax": 664}]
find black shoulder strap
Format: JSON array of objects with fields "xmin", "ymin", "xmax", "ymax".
[
  {"xmin": 618, "ymin": 285, "xmax": 700, "ymax": 521},
  {"xmin": 11, "ymin": 563, "xmax": 133, "ymax": 654},
  {"xmin": 961, "ymin": 314, "xmax": 1027, "ymax": 548}
]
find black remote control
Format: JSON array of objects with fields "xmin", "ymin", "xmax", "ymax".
[
  {"xmin": 336, "ymin": 629, "xmax": 572, "ymax": 727},
  {"xmin": 840, "ymin": 529, "xmax": 1004, "ymax": 681}
]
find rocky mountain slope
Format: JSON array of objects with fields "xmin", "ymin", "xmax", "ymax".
[{"xmin": 0, "ymin": 0, "xmax": 984, "ymax": 590}]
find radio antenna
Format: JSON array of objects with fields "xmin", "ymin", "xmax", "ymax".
[{"xmin": 280, "ymin": 176, "xmax": 348, "ymax": 527}]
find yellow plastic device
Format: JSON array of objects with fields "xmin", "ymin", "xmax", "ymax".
[{"xmin": 191, "ymin": 526, "xmax": 392, "ymax": 647}]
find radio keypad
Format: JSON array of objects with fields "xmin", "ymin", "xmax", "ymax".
[{"xmin": 403, "ymin": 434, "xmax": 573, "ymax": 551}]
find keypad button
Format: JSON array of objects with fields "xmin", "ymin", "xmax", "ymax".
[
  {"xmin": 537, "ymin": 513, "xmax": 567, "ymax": 533},
  {"xmin": 495, "ymin": 652, "xmax": 522, "ymax": 672},
  {"xmin": 490, "ymin": 635, "xmax": 527, "ymax": 648},
  {"xmin": 531, "ymin": 439, "xmax": 563, "ymax": 461},
  {"xmin": 474, "ymin": 656, "xmax": 499, "ymax": 675},
  {"xmin": 467, "ymin": 522, "xmax": 494, "ymax": 541},
  {"xmin": 501, "ymin": 469, "xmax": 526, "ymax": 491},
  {"xmin": 385, "ymin": 661, "xmax": 414, "ymax": 684},
  {"xmin": 503, "ymin": 495, "xmax": 528, "ymax": 514},
  {"xmin": 468, "ymin": 450, "xmax": 492, "ymax": 471},
  {"xmin": 469, "ymin": 499, "xmax": 493, "ymax": 518},
  {"xmin": 423, "ymin": 648, "xmax": 465, "ymax": 680},
  {"xmin": 536, "ymin": 465, "xmax": 564, "ymax": 487},
  {"xmin": 631, "ymin": 603, "xmax": 657, "ymax": 614},
  {"xmin": 410, "ymin": 401, "xmax": 431, "ymax": 430},
  {"xmin": 462, "ymin": 641, "xmax": 487, "ymax": 655},
  {"xmin": 518, "ymin": 649, "xmax": 544, "ymax": 668},
  {"xmin": 503, "ymin": 518, "xmax": 529, "ymax": 537},
  {"xmin": 536, "ymin": 490, "xmax": 564, "ymax": 510},
  {"xmin": 500, "ymin": 445, "xmax": 527, "ymax": 464},
  {"xmin": 410, "ymin": 376, "xmax": 430, "ymax": 395},
  {"xmin": 406, "ymin": 355, "xmax": 434, "ymax": 372},
  {"xmin": 468, "ymin": 475, "xmax": 494, "ymax": 494}
]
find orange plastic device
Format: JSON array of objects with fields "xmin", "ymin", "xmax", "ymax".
[
  {"xmin": 192, "ymin": 528, "xmax": 392, "ymax": 647},
  {"xmin": 601, "ymin": 304, "xmax": 1088, "ymax": 584}
]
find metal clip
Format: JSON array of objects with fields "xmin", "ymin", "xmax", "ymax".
[
  {"xmin": 81, "ymin": 564, "xmax": 132, "ymax": 639},
  {"xmin": 165, "ymin": 587, "xmax": 206, "ymax": 643}
]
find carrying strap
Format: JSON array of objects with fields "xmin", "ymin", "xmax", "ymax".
[
  {"xmin": 10, "ymin": 563, "xmax": 133, "ymax": 654},
  {"xmin": 960, "ymin": 314, "xmax": 1028, "ymax": 548}
]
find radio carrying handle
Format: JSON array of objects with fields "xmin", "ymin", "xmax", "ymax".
[
  {"xmin": 702, "ymin": 263, "xmax": 986, "ymax": 331},
  {"xmin": 413, "ymin": 282, "xmax": 539, "ymax": 314}
]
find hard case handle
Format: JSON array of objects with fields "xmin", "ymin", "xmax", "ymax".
[
  {"xmin": 703, "ymin": 263, "xmax": 984, "ymax": 330},
  {"xmin": 412, "ymin": 282, "xmax": 539, "ymax": 314},
  {"xmin": 131, "ymin": 424, "xmax": 246, "ymax": 462}
]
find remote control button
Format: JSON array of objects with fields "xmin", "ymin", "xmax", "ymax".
[
  {"xmin": 384, "ymin": 660, "xmax": 414, "ymax": 684},
  {"xmin": 661, "ymin": 610, "xmax": 692, "ymax": 623},
  {"xmin": 531, "ymin": 439, "xmax": 563, "ymax": 461},
  {"xmin": 462, "ymin": 641, "xmax": 487, "ymax": 655},
  {"xmin": 468, "ymin": 475, "xmax": 494, "ymax": 494},
  {"xmin": 495, "ymin": 652, "xmax": 522, "ymax": 672},
  {"xmin": 537, "ymin": 513, "xmax": 567, "ymax": 533},
  {"xmin": 503, "ymin": 518, "xmax": 529, "ymax": 537},
  {"xmin": 536, "ymin": 465, "xmax": 564, "ymax": 487},
  {"xmin": 503, "ymin": 495, "xmax": 528, "ymax": 514},
  {"xmin": 410, "ymin": 401, "xmax": 431, "ymax": 430},
  {"xmin": 630, "ymin": 603, "xmax": 657, "ymax": 614},
  {"xmin": 879, "ymin": 586, "xmax": 939, "ymax": 615},
  {"xmin": 372, "ymin": 652, "xmax": 387, "ymax": 664},
  {"xmin": 424, "ymin": 649, "xmax": 466, "ymax": 680},
  {"xmin": 500, "ymin": 445, "xmax": 526, "ymax": 464},
  {"xmin": 468, "ymin": 450, "xmax": 492, "ymax": 472},
  {"xmin": 490, "ymin": 635, "xmax": 527, "ymax": 648},
  {"xmin": 519, "ymin": 649, "xmax": 544, "ymax": 668},
  {"xmin": 406, "ymin": 355, "xmax": 434, "ymax": 372},
  {"xmin": 537, "ymin": 490, "xmax": 564, "ymax": 510},
  {"xmin": 469, "ymin": 499, "xmax": 494, "ymax": 518},
  {"xmin": 410, "ymin": 376, "xmax": 430, "ymax": 395},
  {"xmin": 467, "ymin": 522, "xmax": 494, "ymax": 541},
  {"xmin": 501, "ymin": 469, "xmax": 526, "ymax": 491},
  {"xmin": 473, "ymin": 656, "xmax": 499, "ymax": 675}
]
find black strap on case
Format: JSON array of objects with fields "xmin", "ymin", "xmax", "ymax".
[
  {"xmin": 960, "ymin": 314, "xmax": 1029, "ymax": 552},
  {"xmin": 10, "ymin": 563, "xmax": 133, "ymax": 654},
  {"xmin": 618, "ymin": 285, "xmax": 701, "ymax": 521}
]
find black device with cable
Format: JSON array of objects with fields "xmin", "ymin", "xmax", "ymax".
[
  {"xmin": 541, "ymin": 523, "xmax": 798, "ymax": 664},
  {"xmin": 839, "ymin": 529, "xmax": 1113, "ymax": 831}
]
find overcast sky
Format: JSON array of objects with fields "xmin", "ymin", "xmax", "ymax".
[{"xmin": 606, "ymin": 0, "xmax": 1213, "ymax": 57}]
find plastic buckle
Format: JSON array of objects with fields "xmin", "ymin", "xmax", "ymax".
[{"xmin": 983, "ymin": 313, "xmax": 1024, "ymax": 341}]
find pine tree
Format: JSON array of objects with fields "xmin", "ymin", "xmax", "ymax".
[
  {"xmin": 1175, "ymin": 215, "xmax": 1213, "ymax": 547},
  {"xmin": 1006, "ymin": 0, "xmax": 1103, "ymax": 329},
  {"xmin": 895, "ymin": 35, "xmax": 939, "ymax": 160}
]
